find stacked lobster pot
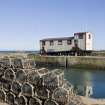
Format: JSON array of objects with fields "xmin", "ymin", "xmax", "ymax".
[
  {"xmin": 42, "ymin": 69, "xmax": 74, "ymax": 105},
  {"xmin": 0, "ymin": 57, "xmax": 16, "ymax": 105},
  {"xmin": 0, "ymin": 57, "xmax": 12, "ymax": 103},
  {"xmin": 0, "ymin": 57, "xmax": 36, "ymax": 105},
  {"xmin": 0, "ymin": 57, "xmax": 11, "ymax": 68},
  {"xmin": 10, "ymin": 57, "xmax": 23, "ymax": 69},
  {"xmin": 12, "ymin": 58, "xmax": 38, "ymax": 105},
  {"xmin": 42, "ymin": 69, "xmax": 64, "ymax": 96},
  {"xmin": 22, "ymin": 58, "xmax": 36, "ymax": 69},
  {"xmin": 0, "ymin": 56, "xmax": 84, "ymax": 105}
]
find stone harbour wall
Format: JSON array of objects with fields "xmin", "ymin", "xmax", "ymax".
[{"xmin": 34, "ymin": 55, "xmax": 105, "ymax": 70}]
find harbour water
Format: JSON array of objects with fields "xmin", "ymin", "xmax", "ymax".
[{"xmin": 64, "ymin": 68, "xmax": 105, "ymax": 98}]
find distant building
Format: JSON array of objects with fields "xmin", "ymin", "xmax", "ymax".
[{"xmin": 40, "ymin": 32, "xmax": 93, "ymax": 55}]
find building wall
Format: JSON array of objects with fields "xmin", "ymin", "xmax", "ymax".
[
  {"xmin": 40, "ymin": 32, "xmax": 93, "ymax": 53},
  {"xmin": 86, "ymin": 32, "xmax": 93, "ymax": 50},
  {"xmin": 74, "ymin": 34, "xmax": 86, "ymax": 50},
  {"xmin": 74, "ymin": 32, "xmax": 93, "ymax": 51},
  {"xmin": 40, "ymin": 39, "xmax": 74, "ymax": 52}
]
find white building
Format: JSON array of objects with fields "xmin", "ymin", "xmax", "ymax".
[{"xmin": 40, "ymin": 32, "xmax": 93, "ymax": 55}]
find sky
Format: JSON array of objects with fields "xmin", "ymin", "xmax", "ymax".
[{"xmin": 0, "ymin": 0, "xmax": 105, "ymax": 51}]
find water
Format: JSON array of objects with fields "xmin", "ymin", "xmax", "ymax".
[{"xmin": 64, "ymin": 68, "xmax": 105, "ymax": 99}]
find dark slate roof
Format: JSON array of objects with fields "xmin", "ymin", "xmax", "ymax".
[{"xmin": 40, "ymin": 37, "xmax": 74, "ymax": 41}]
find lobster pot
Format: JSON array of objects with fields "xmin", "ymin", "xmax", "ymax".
[
  {"xmin": 11, "ymin": 81, "xmax": 22, "ymax": 95},
  {"xmin": 6, "ymin": 92, "xmax": 15, "ymax": 105},
  {"xmin": 29, "ymin": 97, "xmax": 42, "ymax": 105},
  {"xmin": 0, "ymin": 71, "xmax": 4, "ymax": 89},
  {"xmin": 52, "ymin": 69, "xmax": 64, "ymax": 87},
  {"xmin": 37, "ymin": 68, "xmax": 49, "ymax": 76},
  {"xmin": 0, "ymin": 79, "xmax": 2, "ymax": 89},
  {"xmin": 36, "ymin": 68, "xmax": 49, "ymax": 86},
  {"xmin": 15, "ymin": 95, "xmax": 28, "ymax": 105},
  {"xmin": 42, "ymin": 69, "xmax": 64, "ymax": 90},
  {"xmin": 0, "ymin": 63, "xmax": 3, "ymax": 68},
  {"xmin": 0, "ymin": 89, "xmax": 6, "ymax": 102},
  {"xmin": 44, "ymin": 99, "xmax": 59, "ymax": 105},
  {"xmin": 12, "ymin": 68, "xmax": 22, "ymax": 73},
  {"xmin": 16, "ymin": 69, "xmax": 34, "ymax": 83},
  {"xmin": 11, "ymin": 58, "xmax": 23, "ymax": 68},
  {"xmin": 27, "ymin": 70, "xmax": 41, "ymax": 86},
  {"xmin": 4, "ymin": 68, "xmax": 16, "ymax": 81},
  {"xmin": 42, "ymin": 72, "xmax": 58, "ymax": 90},
  {"xmin": 63, "ymin": 79, "xmax": 74, "ymax": 95},
  {"xmin": 67, "ymin": 101, "xmax": 76, "ymax": 105},
  {"xmin": 22, "ymin": 82, "xmax": 34, "ymax": 97},
  {"xmin": 0, "ymin": 57, "xmax": 10, "ymax": 67},
  {"xmin": 52, "ymin": 87, "xmax": 69, "ymax": 105},
  {"xmin": 22, "ymin": 59, "xmax": 36, "ymax": 69},
  {"xmin": 0, "ymin": 67, "xmax": 5, "ymax": 77},
  {"xmin": 16, "ymin": 69, "xmax": 27, "ymax": 83},
  {"xmin": 2, "ymin": 78, "xmax": 12, "ymax": 91},
  {"xmin": 36, "ymin": 87, "xmax": 49, "ymax": 99}
]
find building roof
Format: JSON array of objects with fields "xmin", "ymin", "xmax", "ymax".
[
  {"xmin": 74, "ymin": 32, "xmax": 88, "ymax": 35},
  {"xmin": 40, "ymin": 36, "xmax": 74, "ymax": 41}
]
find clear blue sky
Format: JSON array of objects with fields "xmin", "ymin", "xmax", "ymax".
[{"xmin": 0, "ymin": 0, "xmax": 105, "ymax": 50}]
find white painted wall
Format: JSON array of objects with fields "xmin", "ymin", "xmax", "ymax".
[
  {"xmin": 40, "ymin": 32, "xmax": 93, "ymax": 52},
  {"xmin": 74, "ymin": 32, "xmax": 93, "ymax": 51},
  {"xmin": 74, "ymin": 34, "xmax": 86, "ymax": 50},
  {"xmin": 86, "ymin": 32, "xmax": 93, "ymax": 50},
  {"xmin": 40, "ymin": 40, "xmax": 74, "ymax": 52}
]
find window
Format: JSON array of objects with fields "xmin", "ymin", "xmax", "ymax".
[
  {"xmin": 42, "ymin": 41, "xmax": 45, "ymax": 46},
  {"xmin": 79, "ymin": 34, "xmax": 83, "ymax": 39},
  {"xmin": 74, "ymin": 40, "xmax": 78, "ymax": 47},
  {"xmin": 50, "ymin": 40, "xmax": 54, "ymax": 46},
  {"xmin": 88, "ymin": 34, "xmax": 91, "ymax": 39},
  {"xmin": 58, "ymin": 40, "xmax": 62, "ymax": 45},
  {"xmin": 74, "ymin": 40, "xmax": 78, "ymax": 44},
  {"xmin": 67, "ymin": 40, "xmax": 72, "ymax": 45}
]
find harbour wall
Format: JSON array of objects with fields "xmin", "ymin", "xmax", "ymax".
[{"xmin": 34, "ymin": 56, "xmax": 105, "ymax": 69}]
